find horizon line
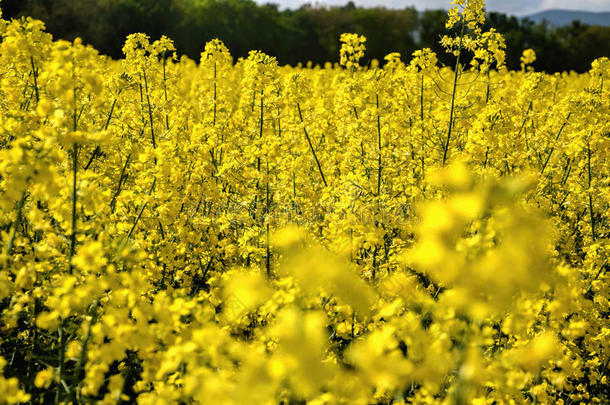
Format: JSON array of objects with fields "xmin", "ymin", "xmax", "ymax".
[{"xmin": 254, "ymin": 2, "xmax": 610, "ymax": 17}]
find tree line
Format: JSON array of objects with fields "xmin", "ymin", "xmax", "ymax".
[{"xmin": 2, "ymin": 0, "xmax": 609, "ymax": 72}]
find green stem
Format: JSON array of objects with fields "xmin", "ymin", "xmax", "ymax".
[
  {"xmin": 55, "ymin": 322, "xmax": 66, "ymax": 405},
  {"xmin": 518, "ymin": 101, "xmax": 533, "ymax": 140},
  {"xmin": 73, "ymin": 300, "xmax": 99, "ymax": 402},
  {"xmin": 84, "ymin": 97, "xmax": 118, "ymax": 170},
  {"xmin": 162, "ymin": 56, "xmax": 169, "ymax": 130},
  {"xmin": 110, "ymin": 154, "xmax": 131, "ymax": 214},
  {"xmin": 419, "ymin": 74, "xmax": 426, "ymax": 180},
  {"xmin": 442, "ymin": 17, "xmax": 465, "ymax": 166},
  {"xmin": 4, "ymin": 191, "xmax": 27, "ymax": 258},
  {"xmin": 485, "ymin": 66, "xmax": 491, "ymax": 104},
  {"xmin": 253, "ymin": 91, "xmax": 264, "ymax": 220},
  {"xmin": 420, "ymin": 74, "xmax": 424, "ymax": 121},
  {"xmin": 266, "ymin": 161, "xmax": 271, "ymax": 278},
  {"xmin": 26, "ymin": 300, "xmax": 38, "ymax": 394},
  {"xmin": 30, "ymin": 56, "xmax": 39, "ymax": 103},
  {"xmin": 297, "ymin": 102, "xmax": 327, "ymax": 187},
  {"xmin": 585, "ymin": 263, "xmax": 608, "ymax": 295},
  {"xmin": 142, "ymin": 69, "xmax": 156, "ymax": 150},
  {"xmin": 540, "ymin": 112, "xmax": 571, "ymax": 175},
  {"xmin": 372, "ymin": 245, "xmax": 378, "ymax": 281},
  {"xmin": 69, "ymin": 142, "xmax": 78, "ymax": 273},
  {"xmin": 376, "ymin": 93, "xmax": 382, "ymax": 196},
  {"xmin": 213, "ymin": 60, "xmax": 217, "ymax": 127},
  {"xmin": 126, "ymin": 178, "xmax": 156, "ymax": 240},
  {"xmin": 587, "ymin": 138, "xmax": 596, "ymax": 241}
]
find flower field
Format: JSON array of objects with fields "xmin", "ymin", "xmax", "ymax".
[{"xmin": 0, "ymin": 1, "xmax": 608, "ymax": 404}]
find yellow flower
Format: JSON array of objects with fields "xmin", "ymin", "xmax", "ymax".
[{"xmin": 34, "ymin": 368, "xmax": 55, "ymax": 389}]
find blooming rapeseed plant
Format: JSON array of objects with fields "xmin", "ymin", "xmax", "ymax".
[{"xmin": 0, "ymin": 1, "xmax": 608, "ymax": 404}]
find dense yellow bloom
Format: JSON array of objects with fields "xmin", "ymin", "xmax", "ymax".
[
  {"xmin": 521, "ymin": 48, "xmax": 537, "ymax": 71},
  {"xmin": 33, "ymin": 367, "xmax": 54, "ymax": 389},
  {"xmin": 0, "ymin": 1, "xmax": 608, "ymax": 404},
  {"xmin": 339, "ymin": 33, "xmax": 366, "ymax": 70}
]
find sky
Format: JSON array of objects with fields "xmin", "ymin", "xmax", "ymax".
[{"xmin": 254, "ymin": 0, "xmax": 610, "ymax": 16}]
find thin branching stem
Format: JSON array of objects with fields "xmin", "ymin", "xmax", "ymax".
[
  {"xmin": 110, "ymin": 153, "xmax": 132, "ymax": 214},
  {"xmin": 587, "ymin": 137, "xmax": 596, "ymax": 241},
  {"xmin": 127, "ymin": 178, "xmax": 156, "ymax": 240},
  {"xmin": 442, "ymin": 16, "xmax": 465, "ymax": 165},
  {"xmin": 30, "ymin": 56, "xmax": 39, "ymax": 103},
  {"xmin": 266, "ymin": 160, "xmax": 271, "ymax": 278},
  {"xmin": 297, "ymin": 102, "xmax": 327, "ymax": 187},
  {"xmin": 4, "ymin": 191, "xmax": 27, "ymax": 259},
  {"xmin": 73, "ymin": 300, "xmax": 99, "ymax": 402},
  {"xmin": 376, "ymin": 93, "xmax": 382, "ymax": 196},
  {"xmin": 213, "ymin": 60, "xmax": 217, "ymax": 127},
  {"xmin": 55, "ymin": 322, "xmax": 66, "ymax": 405},
  {"xmin": 142, "ymin": 69, "xmax": 156, "ymax": 149},
  {"xmin": 69, "ymin": 143, "xmax": 78, "ymax": 273},
  {"xmin": 69, "ymin": 79, "xmax": 79, "ymax": 272},
  {"xmin": 162, "ymin": 55, "xmax": 169, "ymax": 130},
  {"xmin": 540, "ymin": 112, "xmax": 571, "ymax": 175},
  {"xmin": 84, "ymin": 97, "xmax": 118, "ymax": 170}
]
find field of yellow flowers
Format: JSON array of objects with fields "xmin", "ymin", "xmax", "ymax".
[{"xmin": 0, "ymin": 0, "xmax": 608, "ymax": 403}]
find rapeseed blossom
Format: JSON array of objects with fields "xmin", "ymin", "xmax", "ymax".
[{"xmin": 0, "ymin": 1, "xmax": 608, "ymax": 404}]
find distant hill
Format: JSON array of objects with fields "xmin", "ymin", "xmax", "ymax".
[{"xmin": 524, "ymin": 9, "xmax": 610, "ymax": 26}]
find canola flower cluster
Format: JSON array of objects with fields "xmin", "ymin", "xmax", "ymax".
[{"xmin": 0, "ymin": 0, "xmax": 608, "ymax": 404}]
